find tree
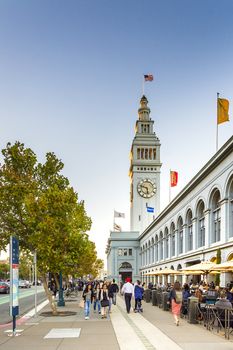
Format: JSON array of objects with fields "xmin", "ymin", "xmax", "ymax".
[
  {"xmin": 0, "ymin": 262, "xmax": 9, "ymax": 280},
  {"xmin": 0, "ymin": 142, "xmax": 98, "ymax": 314}
]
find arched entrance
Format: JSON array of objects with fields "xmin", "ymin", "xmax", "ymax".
[{"xmin": 119, "ymin": 262, "xmax": 132, "ymax": 283}]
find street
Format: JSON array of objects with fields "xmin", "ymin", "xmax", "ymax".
[{"xmin": 0, "ymin": 286, "xmax": 47, "ymax": 324}]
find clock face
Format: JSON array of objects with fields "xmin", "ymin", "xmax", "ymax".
[{"xmin": 137, "ymin": 179, "xmax": 156, "ymax": 198}]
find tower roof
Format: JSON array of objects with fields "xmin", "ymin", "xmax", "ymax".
[{"xmin": 138, "ymin": 95, "xmax": 150, "ymax": 120}]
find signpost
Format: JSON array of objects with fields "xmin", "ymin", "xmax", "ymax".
[{"xmin": 10, "ymin": 236, "xmax": 19, "ymax": 336}]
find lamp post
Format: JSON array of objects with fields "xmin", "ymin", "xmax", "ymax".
[{"xmin": 57, "ymin": 272, "xmax": 65, "ymax": 306}]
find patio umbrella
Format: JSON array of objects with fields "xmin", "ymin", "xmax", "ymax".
[
  {"xmin": 211, "ymin": 261, "xmax": 233, "ymax": 272},
  {"xmin": 180, "ymin": 261, "xmax": 217, "ymax": 274}
]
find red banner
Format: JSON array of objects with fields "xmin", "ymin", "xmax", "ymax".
[{"xmin": 170, "ymin": 171, "xmax": 178, "ymax": 187}]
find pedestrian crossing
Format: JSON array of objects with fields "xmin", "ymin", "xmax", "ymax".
[{"xmin": 111, "ymin": 297, "xmax": 182, "ymax": 350}]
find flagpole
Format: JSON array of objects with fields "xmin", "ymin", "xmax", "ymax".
[
  {"xmin": 113, "ymin": 209, "xmax": 115, "ymax": 231},
  {"xmin": 142, "ymin": 76, "xmax": 145, "ymax": 95},
  {"xmin": 169, "ymin": 169, "xmax": 171, "ymax": 203},
  {"xmin": 216, "ymin": 92, "xmax": 219, "ymax": 152}
]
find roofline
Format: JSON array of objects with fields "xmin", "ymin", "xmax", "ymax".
[{"xmin": 139, "ymin": 135, "xmax": 233, "ymax": 240}]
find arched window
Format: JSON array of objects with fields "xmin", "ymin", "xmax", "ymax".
[
  {"xmin": 151, "ymin": 237, "xmax": 155, "ymax": 263},
  {"xmin": 137, "ymin": 148, "xmax": 140, "ymax": 159},
  {"xmin": 119, "ymin": 262, "xmax": 132, "ymax": 269},
  {"xmin": 155, "ymin": 235, "xmax": 158, "ymax": 262},
  {"xmin": 197, "ymin": 200, "xmax": 205, "ymax": 247},
  {"xmin": 164, "ymin": 227, "xmax": 169, "ymax": 259},
  {"xmin": 159, "ymin": 231, "xmax": 163, "ymax": 260},
  {"xmin": 210, "ymin": 189, "xmax": 221, "ymax": 243},
  {"xmin": 186, "ymin": 209, "xmax": 193, "ymax": 251},
  {"xmin": 170, "ymin": 222, "xmax": 175, "ymax": 256},
  {"xmin": 177, "ymin": 216, "xmax": 183, "ymax": 254},
  {"xmin": 153, "ymin": 148, "xmax": 156, "ymax": 159},
  {"xmin": 148, "ymin": 240, "xmax": 151, "ymax": 264},
  {"xmin": 145, "ymin": 243, "xmax": 148, "ymax": 265},
  {"xmin": 149, "ymin": 148, "xmax": 152, "ymax": 160},
  {"xmin": 141, "ymin": 148, "xmax": 144, "ymax": 159},
  {"xmin": 227, "ymin": 177, "xmax": 233, "ymax": 238}
]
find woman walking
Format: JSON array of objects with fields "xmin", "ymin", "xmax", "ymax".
[
  {"xmin": 83, "ymin": 284, "xmax": 93, "ymax": 320},
  {"xmin": 100, "ymin": 284, "xmax": 110, "ymax": 319},
  {"xmin": 169, "ymin": 281, "xmax": 182, "ymax": 326},
  {"xmin": 93, "ymin": 283, "xmax": 101, "ymax": 314}
]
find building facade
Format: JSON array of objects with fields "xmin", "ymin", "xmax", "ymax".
[
  {"xmin": 140, "ymin": 137, "xmax": 233, "ymax": 287},
  {"xmin": 106, "ymin": 95, "xmax": 233, "ymax": 286}
]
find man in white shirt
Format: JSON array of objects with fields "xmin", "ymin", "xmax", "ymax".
[{"xmin": 121, "ymin": 277, "xmax": 134, "ymax": 313}]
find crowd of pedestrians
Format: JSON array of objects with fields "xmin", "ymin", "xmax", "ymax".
[{"xmin": 81, "ymin": 277, "xmax": 146, "ymax": 320}]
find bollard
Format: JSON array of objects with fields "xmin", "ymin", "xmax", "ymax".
[
  {"xmin": 188, "ymin": 296, "xmax": 198, "ymax": 324},
  {"xmin": 162, "ymin": 292, "xmax": 169, "ymax": 311},
  {"xmin": 144, "ymin": 289, "xmax": 151, "ymax": 303},
  {"xmin": 152, "ymin": 290, "xmax": 158, "ymax": 306}
]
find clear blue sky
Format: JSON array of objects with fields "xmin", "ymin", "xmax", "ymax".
[{"xmin": 0, "ymin": 0, "xmax": 233, "ymax": 263}]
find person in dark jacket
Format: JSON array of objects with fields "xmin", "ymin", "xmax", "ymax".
[
  {"xmin": 134, "ymin": 280, "xmax": 144, "ymax": 312},
  {"xmin": 109, "ymin": 279, "xmax": 119, "ymax": 306}
]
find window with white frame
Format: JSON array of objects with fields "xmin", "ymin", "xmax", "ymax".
[
  {"xmin": 171, "ymin": 223, "xmax": 175, "ymax": 256},
  {"xmin": 178, "ymin": 217, "xmax": 183, "ymax": 254},
  {"xmin": 164, "ymin": 227, "xmax": 169, "ymax": 259},
  {"xmin": 159, "ymin": 232, "xmax": 163, "ymax": 260},
  {"xmin": 197, "ymin": 200, "xmax": 205, "ymax": 247},
  {"xmin": 211, "ymin": 190, "xmax": 221, "ymax": 243},
  {"xmin": 187, "ymin": 210, "xmax": 193, "ymax": 251}
]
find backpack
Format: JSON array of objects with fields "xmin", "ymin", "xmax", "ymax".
[{"xmin": 175, "ymin": 291, "xmax": 183, "ymax": 304}]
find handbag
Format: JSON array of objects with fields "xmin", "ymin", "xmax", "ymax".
[{"xmin": 101, "ymin": 299, "xmax": 109, "ymax": 307}]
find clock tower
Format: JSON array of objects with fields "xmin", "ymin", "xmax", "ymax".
[{"xmin": 129, "ymin": 95, "xmax": 161, "ymax": 233}]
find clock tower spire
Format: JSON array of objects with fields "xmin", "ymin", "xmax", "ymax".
[{"xmin": 129, "ymin": 95, "xmax": 161, "ymax": 233}]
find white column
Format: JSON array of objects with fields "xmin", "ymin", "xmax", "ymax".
[
  {"xmin": 204, "ymin": 209, "xmax": 211, "ymax": 248},
  {"xmin": 220, "ymin": 198, "xmax": 228, "ymax": 243}
]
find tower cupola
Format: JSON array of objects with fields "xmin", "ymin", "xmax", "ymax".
[{"xmin": 138, "ymin": 95, "xmax": 150, "ymax": 121}]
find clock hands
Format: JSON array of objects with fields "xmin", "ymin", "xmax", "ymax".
[{"xmin": 142, "ymin": 185, "xmax": 149, "ymax": 194}]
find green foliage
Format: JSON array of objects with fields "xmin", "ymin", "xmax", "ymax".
[
  {"xmin": 0, "ymin": 262, "xmax": 9, "ymax": 280},
  {"xmin": 0, "ymin": 141, "xmax": 97, "ymax": 283},
  {"xmin": 19, "ymin": 252, "xmax": 33, "ymax": 280}
]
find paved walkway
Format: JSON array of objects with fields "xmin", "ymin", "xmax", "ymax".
[{"xmin": 0, "ymin": 293, "xmax": 232, "ymax": 349}]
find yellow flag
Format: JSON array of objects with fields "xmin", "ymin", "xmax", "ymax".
[{"xmin": 217, "ymin": 98, "xmax": 229, "ymax": 124}]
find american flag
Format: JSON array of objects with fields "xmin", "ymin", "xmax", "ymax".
[{"xmin": 144, "ymin": 74, "xmax": 153, "ymax": 82}]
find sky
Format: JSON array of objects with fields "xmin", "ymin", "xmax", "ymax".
[{"xmin": 0, "ymin": 0, "xmax": 233, "ymax": 264}]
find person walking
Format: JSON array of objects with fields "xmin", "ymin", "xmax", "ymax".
[
  {"xmin": 169, "ymin": 281, "xmax": 182, "ymax": 326},
  {"xmin": 134, "ymin": 280, "xmax": 144, "ymax": 312},
  {"xmin": 100, "ymin": 284, "xmax": 110, "ymax": 319},
  {"xmin": 93, "ymin": 283, "xmax": 101, "ymax": 314},
  {"xmin": 83, "ymin": 284, "xmax": 93, "ymax": 320},
  {"xmin": 109, "ymin": 279, "xmax": 119, "ymax": 306},
  {"xmin": 121, "ymin": 277, "xmax": 134, "ymax": 314}
]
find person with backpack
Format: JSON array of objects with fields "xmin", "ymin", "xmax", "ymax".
[
  {"xmin": 108, "ymin": 279, "xmax": 119, "ymax": 306},
  {"xmin": 134, "ymin": 280, "xmax": 144, "ymax": 312},
  {"xmin": 170, "ymin": 281, "xmax": 182, "ymax": 326}
]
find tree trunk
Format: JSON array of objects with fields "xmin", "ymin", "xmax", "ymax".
[
  {"xmin": 41, "ymin": 273, "xmax": 58, "ymax": 315},
  {"xmin": 54, "ymin": 274, "xmax": 59, "ymax": 290}
]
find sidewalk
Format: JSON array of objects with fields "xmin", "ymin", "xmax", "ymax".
[{"xmin": 0, "ymin": 293, "xmax": 232, "ymax": 350}]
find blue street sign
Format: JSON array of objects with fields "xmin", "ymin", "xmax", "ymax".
[{"xmin": 10, "ymin": 236, "xmax": 19, "ymax": 318}]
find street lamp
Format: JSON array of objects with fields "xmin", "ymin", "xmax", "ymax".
[{"xmin": 57, "ymin": 272, "xmax": 65, "ymax": 306}]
